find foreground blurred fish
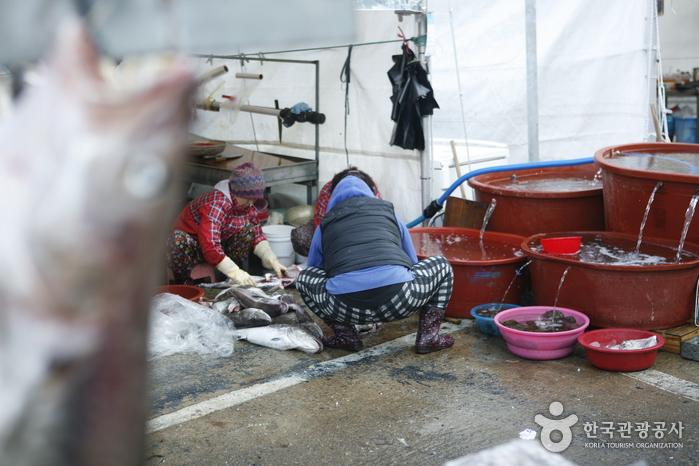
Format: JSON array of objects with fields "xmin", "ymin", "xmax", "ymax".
[
  {"xmin": 234, "ymin": 323, "xmax": 324, "ymax": 354},
  {"xmin": 0, "ymin": 21, "xmax": 194, "ymax": 466}
]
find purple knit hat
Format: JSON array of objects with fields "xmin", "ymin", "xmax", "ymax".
[{"xmin": 229, "ymin": 162, "xmax": 265, "ymax": 199}]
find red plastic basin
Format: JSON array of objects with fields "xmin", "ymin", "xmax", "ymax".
[
  {"xmin": 595, "ymin": 143, "xmax": 699, "ymax": 243},
  {"xmin": 158, "ymin": 284, "xmax": 204, "ymax": 302},
  {"xmin": 522, "ymin": 231, "xmax": 699, "ymax": 329},
  {"xmin": 410, "ymin": 227, "xmax": 526, "ymax": 318},
  {"xmin": 541, "ymin": 236, "xmax": 582, "ymax": 254},
  {"xmin": 578, "ymin": 328, "xmax": 665, "ymax": 372},
  {"xmin": 467, "ymin": 164, "xmax": 604, "ymax": 237}
]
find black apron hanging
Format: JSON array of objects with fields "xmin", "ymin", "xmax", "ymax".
[{"xmin": 387, "ymin": 44, "xmax": 439, "ymax": 151}]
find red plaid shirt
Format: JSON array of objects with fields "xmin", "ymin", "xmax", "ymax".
[
  {"xmin": 313, "ymin": 180, "xmax": 381, "ymax": 227},
  {"xmin": 174, "ymin": 190, "xmax": 264, "ymax": 265}
]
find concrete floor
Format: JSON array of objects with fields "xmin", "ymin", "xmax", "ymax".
[{"xmin": 146, "ymin": 304, "xmax": 698, "ymax": 466}]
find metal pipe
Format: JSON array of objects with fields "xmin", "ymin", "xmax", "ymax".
[
  {"xmin": 193, "ymin": 54, "xmax": 318, "ymax": 65},
  {"xmin": 196, "ymin": 65, "xmax": 229, "ymax": 86},
  {"xmin": 315, "ymin": 61, "xmax": 320, "ymax": 167},
  {"xmin": 417, "ymin": 13, "xmax": 432, "ymax": 224},
  {"xmin": 239, "ymin": 105, "xmax": 280, "ymax": 116},
  {"xmin": 525, "ymin": 0, "xmax": 540, "ymax": 162},
  {"xmin": 235, "ymin": 72, "xmax": 263, "ymax": 80}
]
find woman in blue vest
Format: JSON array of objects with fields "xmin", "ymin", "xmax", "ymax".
[{"xmin": 296, "ymin": 175, "xmax": 454, "ymax": 353}]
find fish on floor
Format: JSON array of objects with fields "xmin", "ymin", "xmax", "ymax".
[
  {"xmin": 228, "ymin": 308, "xmax": 272, "ymax": 328},
  {"xmin": 0, "ymin": 20, "xmax": 194, "ymax": 466},
  {"xmin": 234, "ymin": 323, "xmax": 324, "ymax": 354},
  {"xmin": 215, "ymin": 286, "xmax": 290, "ymax": 317}
]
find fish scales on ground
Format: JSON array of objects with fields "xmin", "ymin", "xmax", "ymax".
[{"xmin": 0, "ymin": 21, "xmax": 194, "ymax": 466}]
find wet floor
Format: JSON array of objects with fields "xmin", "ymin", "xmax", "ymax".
[{"xmin": 146, "ymin": 297, "xmax": 698, "ymax": 466}]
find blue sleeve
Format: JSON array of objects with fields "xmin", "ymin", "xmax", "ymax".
[
  {"xmin": 306, "ymin": 226, "xmax": 324, "ymax": 268},
  {"xmin": 398, "ymin": 219, "xmax": 418, "ymax": 264}
]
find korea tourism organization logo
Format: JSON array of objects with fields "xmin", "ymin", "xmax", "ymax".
[
  {"xmin": 535, "ymin": 402, "xmax": 579, "ymax": 452},
  {"xmin": 534, "ymin": 401, "xmax": 685, "ymax": 453}
]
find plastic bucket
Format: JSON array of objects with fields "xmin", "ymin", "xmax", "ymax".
[
  {"xmin": 467, "ymin": 164, "xmax": 604, "ymax": 237},
  {"xmin": 675, "ymin": 117, "xmax": 697, "ymax": 143},
  {"xmin": 596, "ymin": 143, "xmax": 699, "ymax": 245},
  {"xmin": 578, "ymin": 328, "xmax": 665, "ymax": 372},
  {"xmin": 470, "ymin": 303, "xmax": 519, "ymax": 336},
  {"xmin": 262, "ymin": 225, "xmax": 295, "ymax": 267},
  {"xmin": 410, "ymin": 227, "xmax": 527, "ymax": 318},
  {"xmin": 494, "ymin": 306, "xmax": 590, "ymax": 360}
]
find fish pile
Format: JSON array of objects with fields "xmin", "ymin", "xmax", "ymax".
[
  {"xmin": 502, "ymin": 309, "xmax": 581, "ymax": 333},
  {"xmin": 209, "ymin": 286, "xmax": 323, "ymax": 354}
]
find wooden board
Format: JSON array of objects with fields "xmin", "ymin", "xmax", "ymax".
[
  {"xmin": 443, "ymin": 197, "xmax": 489, "ymax": 229},
  {"xmin": 656, "ymin": 323, "xmax": 699, "ymax": 353}
]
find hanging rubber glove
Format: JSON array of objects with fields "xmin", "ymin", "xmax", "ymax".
[
  {"xmin": 254, "ymin": 240, "xmax": 287, "ymax": 278},
  {"xmin": 216, "ymin": 256, "xmax": 255, "ymax": 286}
]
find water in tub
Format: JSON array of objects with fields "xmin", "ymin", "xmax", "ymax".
[
  {"xmin": 531, "ymin": 236, "xmax": 697, "ymax": 266},
  {"xmin": 606, "ymin": 151, "xmax": 699, "ymax": 176},
  {"xmin": 418, "ymin": 231, "xmax": 520, "ymax": 262}
]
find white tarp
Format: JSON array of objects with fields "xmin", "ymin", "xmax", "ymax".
[{"xmin": 192, "ymin": 1, "xmax": 656, "ymax": 221}]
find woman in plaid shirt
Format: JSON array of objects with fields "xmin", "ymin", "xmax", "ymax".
[{"xmin": 167, "ymin": 162, "xmax": 286, "ymax": 285}]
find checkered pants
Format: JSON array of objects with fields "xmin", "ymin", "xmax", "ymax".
[{"xmin": 296, "ymin": 256, "xmax": 453, "ymax": 325}]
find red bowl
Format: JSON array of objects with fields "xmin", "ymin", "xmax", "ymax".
[
  {"xmin": 578, "ymin": 328, "xmax": 665, "ymax": 372},
  {"xmin": 158, "ymin": 284, "xmax": 204, "ymax": 302},
  {"xmin": 541, "ymin": 236, "xmax": 582, "ymax": 254}
]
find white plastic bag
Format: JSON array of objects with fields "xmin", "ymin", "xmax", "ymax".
[{"xmin": 149, "ymin": 293, "xmax": 236, "ymax": 359}]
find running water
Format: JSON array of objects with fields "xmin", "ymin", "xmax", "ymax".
[
  {"xmin": 499, "ymin": 259, "xmax": 532, "ymax": 305},
  {"xmin": 553, "ymin": 266, "xmax": 572, "ymax": 309},
  {"xmin": 635, "ymin": 181, "xmax": 663, "ymax": 254},
  {"xmin": 480, "ymin": 198, "xmax": 497, "ymax": 243},
  {"xmin": 593, "ymin": 168, "xmax": 603, "ymax": 183},
  {"xmin": 675, "ymin": 192, "xmax": 699, "ymax": 262}
]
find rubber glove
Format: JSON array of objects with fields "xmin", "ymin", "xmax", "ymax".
[
  {"xmin": 216, "ymin": 256, "xmax": 255, "ymax": 286},
  {"xmin": 254, "ymin": 240, "xmax": 287, "ymax": 278}
]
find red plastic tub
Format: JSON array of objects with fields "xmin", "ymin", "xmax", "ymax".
[
  {"xmin": 522, "ymin": 231, "xmax": 699, "ymax": 329},
  {"xmin": 158, "ymin": 284, "xmax": 204, "ymax": 302},
  {"xmin": 467, "ymin": 164, "xmax": 604, "ymax": 237},
  {"xmin": 410, "ymin": 227, "xmax": 527, "ymax": 318},
  {"xmin": 596, "ymin": 143, "xmax": 699, "ymax": 243},
  {"xmin": 578, "ymin": 329, "xmax": 665, "ymax": 372},
  {"xmin": 541, "ymin": 236, "xmax": 582, "ymax": 254}
]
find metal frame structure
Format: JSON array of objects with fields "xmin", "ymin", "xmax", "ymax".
[{"xmin": 190, "ymin": 54, "xmax": 320, "ymax": 203}]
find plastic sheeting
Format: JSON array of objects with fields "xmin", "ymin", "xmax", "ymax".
[
  {"xmin": 149, "ymin": 293, "xmax": 237, "ymax": 360},
  {"xmin": 192, "ymin": 1, "xmax": 656, "ymax": 220},
  {"xmin": 429, "ymin": 0, "xmax": 656, "ymax": 165}
]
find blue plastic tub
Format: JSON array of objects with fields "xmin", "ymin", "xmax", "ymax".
[
  {"xmin": 675, "ymin": 117, "xmax": 697, "ymax": 143},
  {"xmin": 470, "ymin": 303, "xmax": 519, "ymax": 336}
]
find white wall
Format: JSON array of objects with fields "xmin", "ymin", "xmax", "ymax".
[{"xmin": 659, "ymin": 0, "xmax": 699, "ymax": 75}]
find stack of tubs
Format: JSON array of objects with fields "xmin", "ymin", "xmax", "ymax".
[
  {"xmin": 410, "ymin": 144, "xmax": 699, "ymax": 342},
  {"xmin": 461, "ymin": 143, "xmax": 699, "ymax": 332}
]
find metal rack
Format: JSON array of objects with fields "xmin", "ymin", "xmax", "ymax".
[{"xmin": 189, "ymin": 54, "xmax": 320, "ymax": 203}]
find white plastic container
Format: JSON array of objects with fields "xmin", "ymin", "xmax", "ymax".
[{"xmin": 262, "ymin": 225, "xmax": 295, "ymax": 267}]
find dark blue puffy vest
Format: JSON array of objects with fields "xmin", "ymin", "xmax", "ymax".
[{"xmin": 320, "ymin": 196, "xmax": 413, "ymax": 277}]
